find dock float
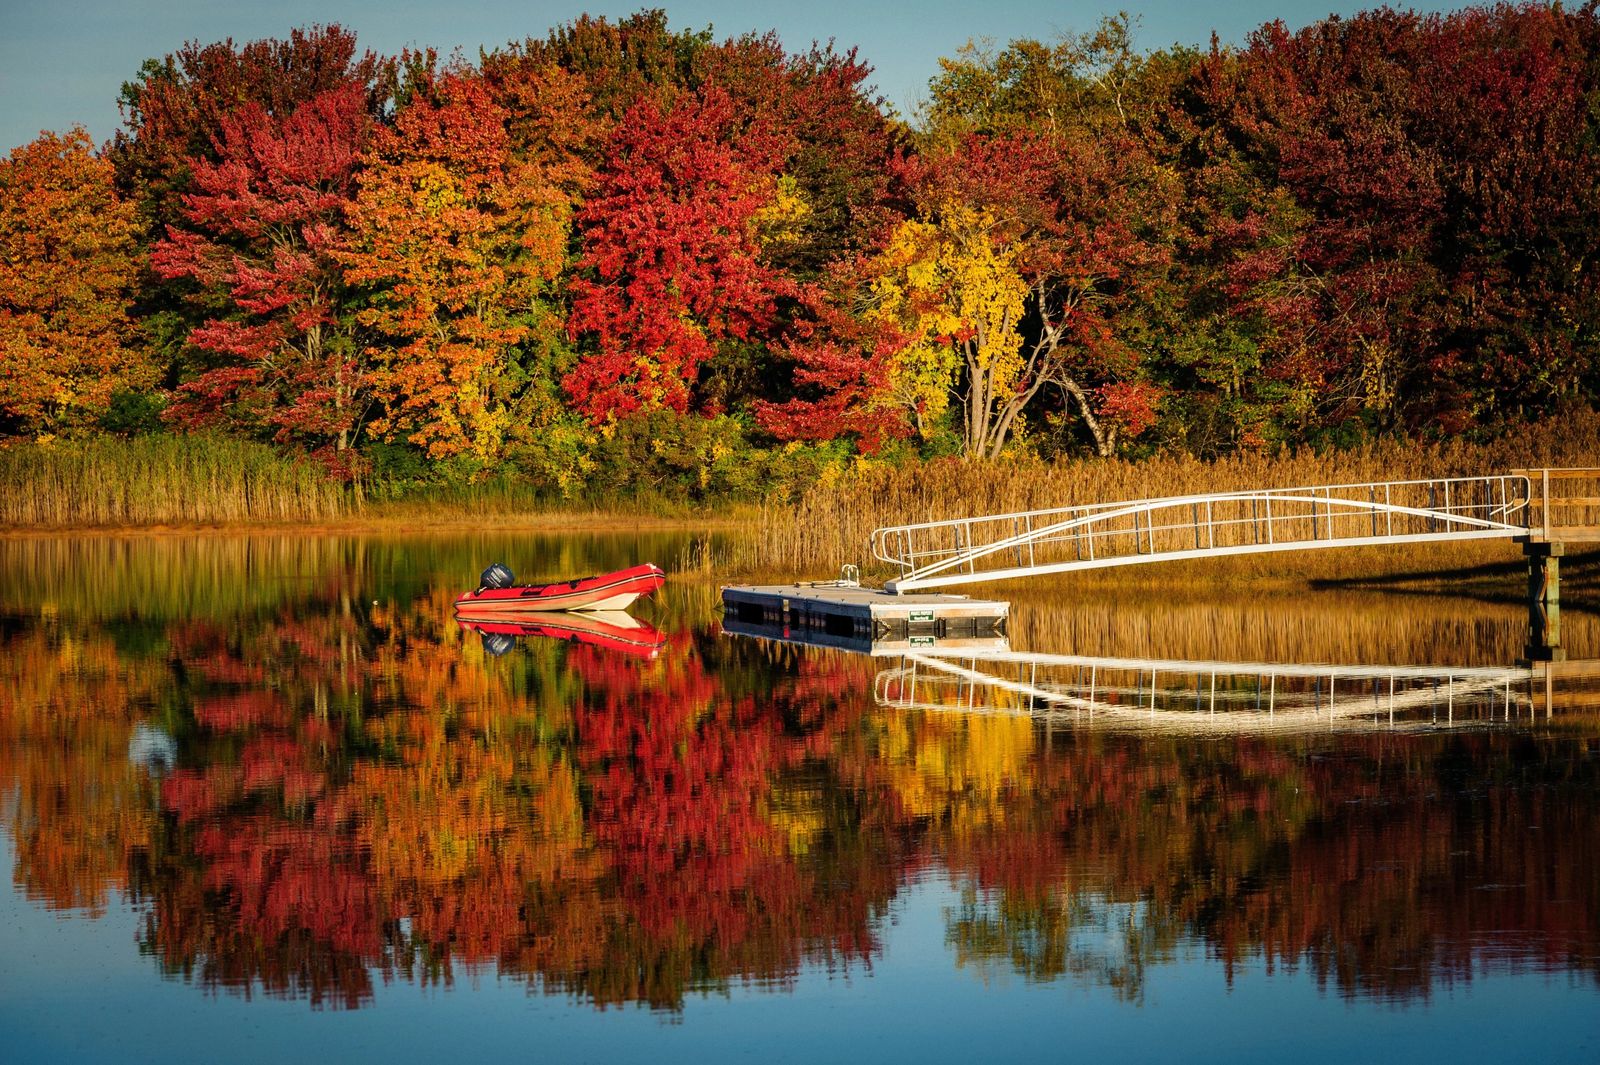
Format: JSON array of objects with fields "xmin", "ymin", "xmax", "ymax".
[{"xmin": 721, "ymin": 583, "xmax": 1009, "ymax": 649}]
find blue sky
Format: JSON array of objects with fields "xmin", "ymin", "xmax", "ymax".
[{"xmin": 1, "ymin": 1, "xmax": 1470, "ymax": 152}]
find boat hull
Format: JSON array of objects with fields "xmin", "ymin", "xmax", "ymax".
[{"xmin": 454, "ymin": 563, "xmax": 665, "ymax": 614}]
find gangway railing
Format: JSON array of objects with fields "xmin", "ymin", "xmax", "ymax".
[
  {"xmin": 872, "ymin": 474, "xmax": 1535, "ymax": 593},
  {"xmin": 875, "ymin": 650, "xmax": 1541, "ymax": 734},
  {"xmin": 1514, "ymin": 467, "xmax": 1600, "ymax": 542}
]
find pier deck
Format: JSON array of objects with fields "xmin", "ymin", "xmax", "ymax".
[{"xmin": 721, "ymin": 583, "xmax": 1008, "ymax": 645}]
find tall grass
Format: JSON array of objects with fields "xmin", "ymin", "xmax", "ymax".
[
  {"xmin": 0, "ymin": 434, "xmax": 347, "ymax": 527},
  {"xmin": 364, "ymin": 476, "xmax": 753, "ymax": 525},
  {"xmin": 736, "ymin": 410, "xmax": 1600, "ymax": 579}
]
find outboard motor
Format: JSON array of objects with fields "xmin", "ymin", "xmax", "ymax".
[
  {"xmin": 480, "ymin": 631, "xmax": 516, "ymax": 657},
  {"xmin": 480, "ymin": 562, "xmax": 515, "ymax": 590}
]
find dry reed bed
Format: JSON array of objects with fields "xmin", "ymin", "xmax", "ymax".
[
  {"xmin": 738, "ymin": 412, "xmax": 1600, "ymax": 579},
  {"xmin": 0, "ymin": 434, "xmax": 345, "ymax": 527},
  {"xmin": 1003, "ymin": 585, "xmax": 1600, "ymax": 666}
]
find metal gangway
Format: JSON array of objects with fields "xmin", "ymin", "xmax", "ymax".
[
  {"xmin": 873, "ymin": 649, "xmax": 1579, "ymax": 735},
  {"xmin": 871, "ymin": 470, "xmax": 1599, "ymax": 593}
]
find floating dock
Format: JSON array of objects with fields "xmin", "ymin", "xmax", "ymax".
[{"xmin": 721, "ymin": 583, "xmax": 1009, "ymax": 651}]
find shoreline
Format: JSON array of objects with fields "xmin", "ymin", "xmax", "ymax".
[{"xmin": 0, "ymin": 508, "xmax": 749, "ymax": 540}]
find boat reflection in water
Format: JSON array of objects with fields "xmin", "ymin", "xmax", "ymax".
[{"xmin": 457, "ymin": 610, "xmax": 669, "ymax": 659}]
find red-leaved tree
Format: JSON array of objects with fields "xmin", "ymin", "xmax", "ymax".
[
  {"xmin": 150, "ymin": 82, "xmax": 373, "ymax": 468},
  {"xmin": 563, "ymin": 85, "xmax": 793, "ymax": 420}
]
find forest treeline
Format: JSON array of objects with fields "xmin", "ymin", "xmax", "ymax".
[{"xmin": 3, "ymin": 4, "xmax": 1599, "ymax": 502}]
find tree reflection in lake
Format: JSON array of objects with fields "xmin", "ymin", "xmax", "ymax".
[{"xmin": 0, "ymin": 534, "xmax": 1597, "ymax": 1012}]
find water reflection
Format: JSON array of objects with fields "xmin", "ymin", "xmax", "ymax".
[
  {"xmin": 0, "ymin": 534, "xmax": 1597, "ymax": 1016},
  {"xmin": 877, "ymin": 651, "xmax": 1600, "ymax": 733},
  {"xmin": 456, "ymin": 611, "xmax": 669, "ymax": 659}
]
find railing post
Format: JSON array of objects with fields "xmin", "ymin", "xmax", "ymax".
[{"xmin": 1543, "ymin": 468, "xmax": 1551, "ymax": 540}]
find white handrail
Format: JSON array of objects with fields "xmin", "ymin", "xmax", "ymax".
[{"xmin": 871, "ymin": 474, "xmax": 1534, "ymax": 593}]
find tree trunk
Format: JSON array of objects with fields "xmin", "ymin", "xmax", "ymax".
[{"xmin": 1059, "ymin": 377, "xmax": 1115, "ymax": 457}]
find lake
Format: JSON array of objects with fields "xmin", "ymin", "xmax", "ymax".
[{"xmin": 2, "ymin": 531, "xmax": 1597, "ymax": 1063}]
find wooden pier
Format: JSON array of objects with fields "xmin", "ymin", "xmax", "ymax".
[{"xmin": 721, "ymin": 583, "xmax": 1008, "ymax": 648}]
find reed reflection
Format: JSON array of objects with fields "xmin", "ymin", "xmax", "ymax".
[{"xmin": 1, "ymin": 544, "xmax": 1597, "ymax": 1011}]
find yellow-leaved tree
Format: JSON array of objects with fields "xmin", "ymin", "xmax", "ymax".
[{"xmin": 867, "ymin": 202, "xmax": 1029, "ymax": 458}]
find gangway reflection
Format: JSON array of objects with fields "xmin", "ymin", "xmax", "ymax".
[{"xmin": 875, "ymin": 650, "xmax": 1599, "ymax": 734}]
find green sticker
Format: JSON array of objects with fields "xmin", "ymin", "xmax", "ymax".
[
  {"xmin": 908, "ymin": 610, "xmax": 935, "ymax": 622},
  {"xmin": 909, "ymin": 636, "xmax": 936, "ymax": 647}
]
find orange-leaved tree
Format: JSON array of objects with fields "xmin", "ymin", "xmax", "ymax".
[
  {"xmin": 343, "ymin": 67, "xmax": 591, "ymax": 469},
  {"xmin": 0, "ymin": 129, "xmax": 150, "ymax": 437}
]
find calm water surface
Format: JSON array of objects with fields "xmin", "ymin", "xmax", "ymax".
[{"xmin": 2, "ymin": 533, "xmax": 1597, "ymax": 1063}]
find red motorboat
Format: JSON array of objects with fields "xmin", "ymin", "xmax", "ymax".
[
  {"xmin": 454, "ymin": 562, "xmax": 666, "ymax": 613},
  {"xmin": 457, "ymin": 611, "xmax": 668, "ymax": 659}
]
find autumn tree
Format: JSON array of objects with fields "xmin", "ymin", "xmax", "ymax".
[
  {"xmin": 1171, "ymin": 6, "xmax": 1600, "ymax": 439},
  {"xmin": 752, "ymin": 268, "xmax": 912, "ymax": 449},
  {"xmin": 342, "ymin": 68, "xmax": 587, "ymax": 471},
  {"xmin": 0, "ymin": 129, "xmax": 151, "ymax": 437},
  {"xmin": 150, "ymin": 82, "xmax": 374, "ymax": 468},
  {"xmin": 697, "ymin": 34, "xmax": 904, "ymax": 279},
  {"xmin": 916, "ymin": 21, "xmax": 1182, "ymax": 456},
  {"xmin": 1176, "ymin": 15, "xmax": 1450, "ymax": 438},
  {"xmin": 113, "ymin": 25, "xmax": 388, "ymax": 234},
  {"xmin": 766, "ymin": 21, "xmax": 1178, "ymax": 458},
  {"xmin": 110, "ymin": 27, "xmax": 391, "ymax": 448},
  {"xmin": 1416, "ymin": 5, "xmax": 1600, "ymax": 424},
  {"xmin": 484, "ymin": 9, "xmax": 712, "ymax": 123},
  {"xmin": 861, "ymin": 202, "xmax": 1030, "ymax": 456},
  {"xmin": 563, "ymin": 85, "xmax": 794, "ymax": 419}
]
